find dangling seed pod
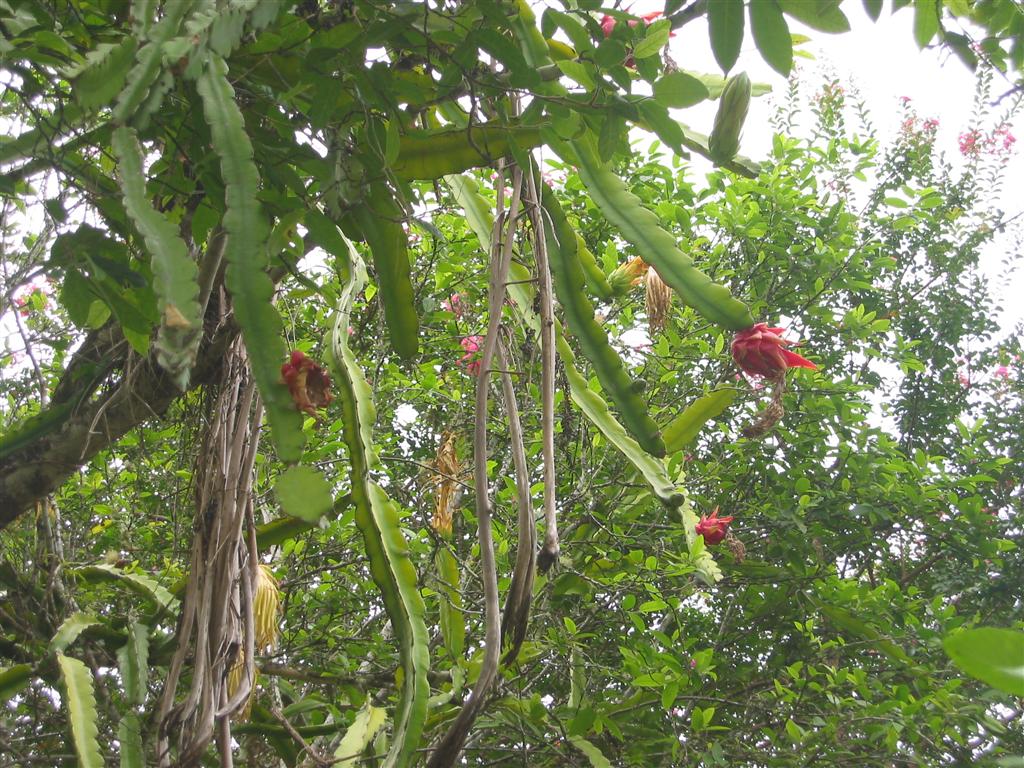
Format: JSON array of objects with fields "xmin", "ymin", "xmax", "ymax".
[
  {"xmin": 228, "ymin": 564, "xmax": 282, "ymax": 722},
  {"xmin": 709, "ymin": 72, "xmax": 752, "ymax": 164},
  {"xmin": 431, "ymin": 431, "xmax": 460, "ymax": 539},
  {"xmin": 742, "ymin": 375, "xmax": 786, "ymax": 438},
  {"xmin": 645, "ymin": 267, "xmax": 672, "ymax": 333},
  {"xmin": 254, "ymin": 564, "xmax": 282, "ymax": 653}
]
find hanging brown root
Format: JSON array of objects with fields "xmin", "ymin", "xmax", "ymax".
[{"xmin": 156, "ymin": 334, "xmax": 264, "ymax": 768}]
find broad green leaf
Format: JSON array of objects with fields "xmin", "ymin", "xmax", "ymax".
[
  {"xmin": 779, "ymin": 0, "xmax": 851, "ymax": 32},
  {"xmin": 49, "ymin": 612, "xmax": 100, "ymax": 654},
  {"xmin": 863, "ymin": 0, "xmax": 883, "ymax": 20},
  {"xmin": 57, "ymin": 654, "xmax": 103, "ymax": 768},
  {"xmin": 653, "ymin": 71, "xmax": 711, "ymax": 108},
  {"xmin": 913, "ymin": 0, "xmax": 940, "ymax": 47},
  {"xmin": 708, "ymin": 0, "xmax": 745, "ymax": 73},
  {"xmin": 197, "ymin": 55, "xmax": 306, "ymax": 463},
  {"xmin": 568, "ymin": 736, "xmax": 614, "ymax": 768},
  {"xmin": 749, "ymin": 0, "xmax": 793, "ymax": 76},
  {"xmin": 944, "ymin": 628, "xmax": 1024, "ymax": 696},
  {"xmin": 335, "ymin": 702, "xmax": 388, "ymax": 765},
  {"xmin": 663, "ymin": 388, "xmax": 738, "ymax": 453},
  {"xmin": 633, "ymin": 18, "xmax": 671, "ymax": 60},
  {"xmin": 276, "ymin": 465, "xmax": 334, "ymax": 523},
  {"xmin": 0, "ymin": 664, "xmax": 33, "ymax": 703}
]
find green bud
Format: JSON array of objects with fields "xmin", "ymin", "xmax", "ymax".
[{"xmin": 709, "ymin": 71, "xmax": 752, "ymax": 164}]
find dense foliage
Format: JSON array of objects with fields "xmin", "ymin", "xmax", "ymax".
[{"xmin": 1, "ymin": 1, "xmax": 1022, "ymax": 766}]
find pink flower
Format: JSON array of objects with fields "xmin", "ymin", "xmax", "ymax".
[
  {"xmin": 458, "ymin": 335, "xmax": 484, "ymax": 375},
  {"xmin": 442, "ymin": 293, "xmax": 465, "ymax": 319},
  {"xmin": 695, "ymin": 507, "xmax": 733, "ymax": 546},
  {"xmin": 731, "ymin": 323, "xmax": 816, "ymax": 379},
  {"xmin": 957, "ymin": 370, "xmax": 971, "ymax": 388},
  {"xmin": 922, "ymin": 118, "xmax": 939, "ymax": 132},
  {"xmin": 994, "ymin": 124, "xmax": 1016, "ymax": 153},
  {"xmin": 959, "ymin": 129, "xmax": 983, "ymax": 156},
  {"xmin": 899, "ymin": 96, "xmax": 912, "ymax": 106},
  {"xmin": 994, "ymin": 365, "xmax": 1010, "ymax": 380}
]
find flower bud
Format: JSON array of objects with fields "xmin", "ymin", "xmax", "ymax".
[
  {"xmin": 709, "ymin": 72, "xmax": 751, "ymax": 164},
  {"xmin": 607, "ymin": 256, "xmax": 649, "ymax": 296}
]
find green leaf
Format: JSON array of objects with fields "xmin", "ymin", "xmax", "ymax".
[
  {"xmin": 0, "ymin": 664, "xmax": 33, "ymax": 703},
  {"xmin": 71, "ymin": 36, "xmax": 138, "ymax": 110},
  {"xmin": 436, "ymin": 547, "xmax": 465, "ymax": 659},
  {"xmin": 197, "ymin": 55, "xmax": 306, "ymax": 463},
  {"xmin": 541, "ymin": 184, "xmax": 666, "ymax": 456},
  {"xmin": 663, "ymin": 388, "xmax": 737, "ymax": 453},
  {"xmin": 335, "ymin": 702, "xmax": 388, "ymax": 765},
  {"xmin": 57, "ymin": 654, "xmax": 104, "ymax": 768},
  {"xmin": 112, "ymin": 126, "xmax": 201, "ymax": 389},
  {"xmin": 653, "ymin": 71, "xmax": 711, "ymax": 108},
  {"xmin": 633, "ymin": 18, "xmax": 671, "ymax": 60},
  {"xmin": 118, "ymin": 712, "xmax": 145, "ymax": 768},
  {"xmin": 276, "ymin": 465, "xmax": 334, "ymax": 523},
  {"xmin": 117, "ymin": 622, "xmax": 149, "ymax": 706},
  {"xmin": 74, "ymin": 564, "xmax": 179, "ymax": 614},
  {"xmin": 815, "ymin": 602, "xmax": 913, "ymax": 664},
  {"xmin": 708, "ymin": 0, "xmax": 745, "ymax": 73},
  {"xmin": 749, "ymin": 0, "xmax": 793, "ymax": 76},
  {"xmin": 779, "ymin": 0, "xmax": 850, "ymax": 32},
  {"xmin": 113, "ymin": 0, "xmax": 190, "ymax": 124},
  {"xmin": 943, "ymin": 628, "xmax": 1024, "ymax": 696},
  {"xmin": 913, "ymin": 0, "xmax": 940, "ymax": 47},
  {"xmin": 328, "ymin": 233, "xmax": 429, "ymax": 768},
  {"xmin": 863, "ymin": 0, "xmax": 883, "ymax": 21},
  {"xmin": 568, "ymin": 736, "xmax": 614, "ymax": 768},
  {"xmin": 49, "ymin": 612, "xmax": 100, "ymax": 654},
  {"xmin": 558, "ymin": 132, "xmax": 754, "ymax": 330},
  {"xmin": 349, "ymin": 182, "xmax": 419, "ymax": 360}
]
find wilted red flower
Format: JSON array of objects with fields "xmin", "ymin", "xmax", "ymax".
[
  {"xmin": 731, "ymin": 323, "xmax": 816, "ymax": 379},
  {"xmin": 281, "ymin": 349, "xmax": 333, "ymax": 417},
  {"xmin": 696, "ymin": 507, "xmax": 733, "ymax": 546}
]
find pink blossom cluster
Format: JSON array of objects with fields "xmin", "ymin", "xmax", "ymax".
[
  {"xmin": 959, "ymin": 124, "xmax": 1017, "ymax": 157},
  {"xmin": 442, "ymin": 292, "xmax": 465, "ymax": 319},
  {"xmin": 458, "ymin": 335, "xmax": 483, "ymax": 375}
]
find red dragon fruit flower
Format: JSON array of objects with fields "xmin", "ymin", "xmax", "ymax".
[
  {"xmin": 731, "ymin": 323, "xmax": 816, "ymax": 380},
  {"xmin": 281, "ymin": 350, "xmax": 333, "ymax": 417},
  {"xmin": 695, "ymin": 507, "xmax": 733, "ymax": 546}
]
